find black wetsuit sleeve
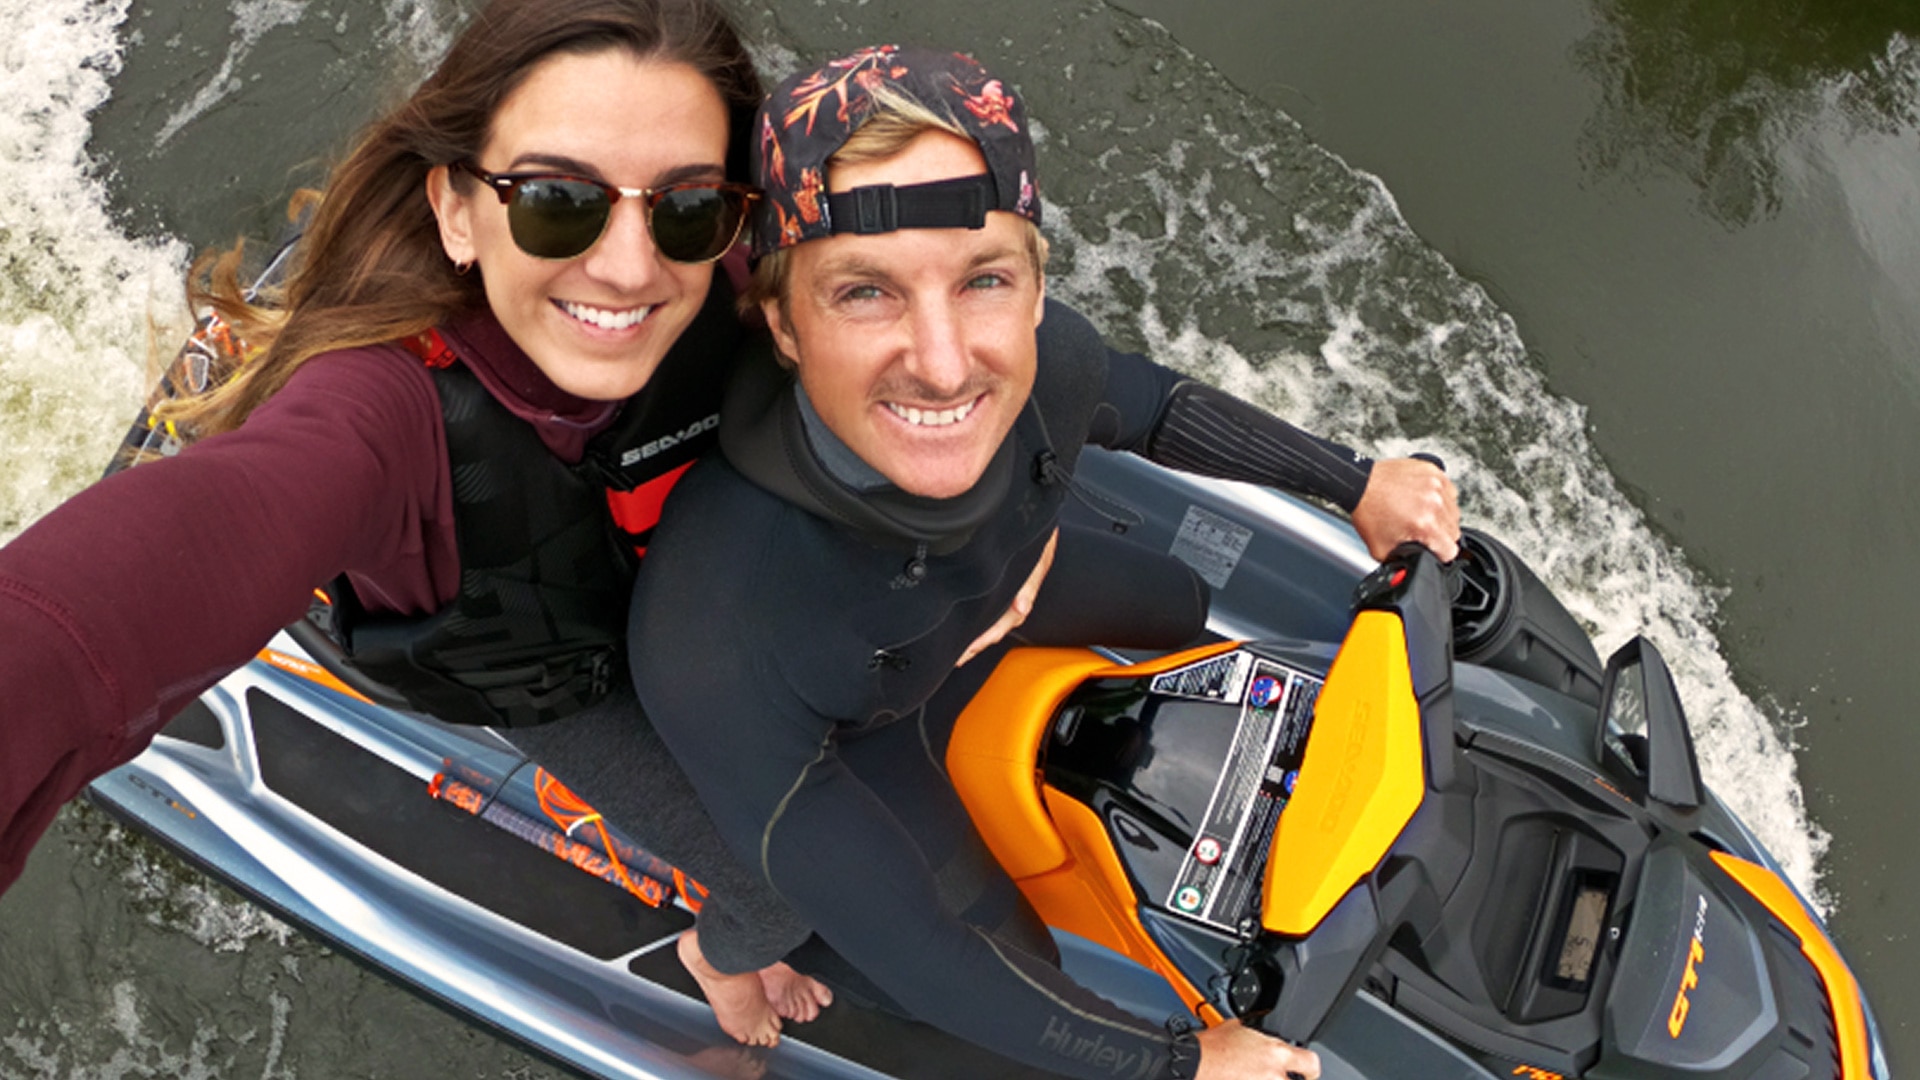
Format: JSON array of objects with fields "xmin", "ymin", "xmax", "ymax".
[
  {"xmin": 1038, "ymin": 300, "xmax": 1375, "ymax": 512},
  {"xmin": 1144, "ymin": 380, "xmax": 1374, "ymax": 512}
]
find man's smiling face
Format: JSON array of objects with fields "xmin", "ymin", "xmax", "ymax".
[{"xmin": 762, "ymin": 130, "xmax": 1044, "ymax": 499}]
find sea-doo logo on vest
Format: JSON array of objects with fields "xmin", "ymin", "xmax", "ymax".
[
  {"xmin": 619, "ymin": 413, "xmax": 719, "ymax": 466},
  {"xmin": 1039, "ymin": 1016, "xmax": 1155, "ymax": 1079},
  {"xmin": 1668, "ymin": 894, "xmax": 1709, "ymax": 1038}
]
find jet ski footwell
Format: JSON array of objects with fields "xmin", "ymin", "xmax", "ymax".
[{"xmin": 87, "ymin": 641, "xmax": 1194, "ymax": 1080}]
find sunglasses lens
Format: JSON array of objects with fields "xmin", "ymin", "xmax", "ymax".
[
  {"xmin": 506, "ymin": 178, "xmax": 612, "ymax": 259},
  {"xmin": 650, "ymin": 186, "xmax": 748, "ymax": 264}
]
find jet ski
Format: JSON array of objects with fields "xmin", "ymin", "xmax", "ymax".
[
  {"xmin": 88, "ymin": 277, "xmax": 1892, "ymax": 1080},
  {"xmin": 949, "ymin": 526, "xmax": 1892, "ymax": 1080}
]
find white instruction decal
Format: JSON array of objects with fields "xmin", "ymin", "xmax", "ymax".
[{"xmin": 1170, "ymin": 505, "xmax": 1253, "ymax": 589}]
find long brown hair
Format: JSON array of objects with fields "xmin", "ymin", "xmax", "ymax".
[{"xmin": 168, "ymin": 0, "xmax": 761, "ymax": 437}]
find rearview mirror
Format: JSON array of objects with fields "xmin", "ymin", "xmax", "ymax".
[{"xmin": 1595, "ymin": 637, "xmax": 1703, "ymax": 810}]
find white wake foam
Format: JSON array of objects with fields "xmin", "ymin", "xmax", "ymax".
[
  {"xmin": 1048, "ymin": 126, "xmax": 1826, "ymax": 900},
  {"xmin": 0, "ymin": 0, "xmax": 191, "ymax": 544}
]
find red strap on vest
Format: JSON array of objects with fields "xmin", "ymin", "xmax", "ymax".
[
  {"xmin": 402, "ymin": 328, "xmax": 459, "ymax": 369},
  {"xmin": 606, "ymin": 461, "xmax": 695, "ymax": 557},
  {"xmin": 405, "ymin": 326, "xmax": 689, "ymax": 558}
]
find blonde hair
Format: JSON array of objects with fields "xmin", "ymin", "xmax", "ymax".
[{"xmin": 742, "ymin": 82, "xmax": 1048, "ymax": 316}]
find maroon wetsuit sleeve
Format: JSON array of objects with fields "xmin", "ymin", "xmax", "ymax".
[{"xmin": 0, "ymin": 347, "xmax": 451, "ymax": 893}]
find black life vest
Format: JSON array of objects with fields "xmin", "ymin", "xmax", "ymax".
[{"xmin": 329, "ymin": 288, "xmax": 744, "ymax": 728}]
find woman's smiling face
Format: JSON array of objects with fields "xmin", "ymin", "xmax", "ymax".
[{"xmin": 429, "ymin": 49, "xmax": 730, "ymax": 401}]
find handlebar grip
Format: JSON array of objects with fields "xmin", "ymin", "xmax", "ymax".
[{"xmin": 1411, "ymin": 451, "xmax": 1446, "ymax": 471}]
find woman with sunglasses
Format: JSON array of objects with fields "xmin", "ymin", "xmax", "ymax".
[{"xmin": 0, "ymin": 0, "xmax": 830, "ymax": 1046}]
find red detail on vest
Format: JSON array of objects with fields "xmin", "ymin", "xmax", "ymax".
[
  {"xmin": 607, "ymin": 461, "xmax": 695, "ymax": 557},
  {"xmin": 402, "ymin": 328, "xmax": 459, "ymax": 369}
]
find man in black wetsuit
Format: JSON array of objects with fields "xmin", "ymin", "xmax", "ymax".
[{"xmin": 629, "ymin": 46, "xmax": 1459, "ymax": 1080}]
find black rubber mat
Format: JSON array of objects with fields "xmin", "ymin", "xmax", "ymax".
[
  {"xmin": 250, "ymin": 688, "xmax": 1082, "ymax": 1078},
  {"xmin": 158, "ymin": 698, "xmax": 224, "ymax": 750},
  {"xmin": 249, "ymin": 688, "xmax": 690, "ymax": 959},
  {"xmin": 627, "ymin": 940, "xmax": 1068, "ymax": 1080}
]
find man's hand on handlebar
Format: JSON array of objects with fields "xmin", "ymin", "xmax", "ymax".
[
  {"xmin": 1195, "ymin": 1019, "xmax": 1321, "ymax": 1080},
  {"xmin": 1350, "ymin": 456, "xmax": 1459, "ymax": 562}
]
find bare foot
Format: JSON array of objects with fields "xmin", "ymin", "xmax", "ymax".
[
  {"xmin": 758, "ymin": 961, "xmax": 834, "ymax": 1023},
  {"xmin": 679, "ymin": 930, "xmax": 781, "ymax": 1047}
]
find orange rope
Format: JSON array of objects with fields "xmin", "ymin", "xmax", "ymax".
[
  {"xmin": 531, "ymin": 767, "xmax": 711, "ymax": 911},
  {"xmin": 674, "ymin": 870, "xmax": 708, "ymax": 914},
  {"xmin": 534, "ymin": 768, "xmax": 643, "ymax": 899}
]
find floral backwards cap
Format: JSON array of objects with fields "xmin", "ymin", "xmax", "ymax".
[{"xmin": 750, "ymin": 45, "xmax": 1040, "ymax": 257}]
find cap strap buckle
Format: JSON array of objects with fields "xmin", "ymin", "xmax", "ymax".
[
  {"xmin": 851, "ymin": 184, "xmax": 899, "ymax": 233},
  {"xmin": 827, "ymin": 175, "xmax": 995, "ymax": 237}
]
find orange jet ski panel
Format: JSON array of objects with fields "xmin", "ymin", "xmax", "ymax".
[
  {"xmin": 1710, "ymin": 852, "xmax": 1872, "ymax": 1079},
  {"xmin": 1261, "ymin": 609, "xmax": 1425, "ymax": 936},
  {"xmin": 948, "ymin": 640, "xmax": 1244, "ymax": 1022},
  {"xmin": 948, "ymin": 642, "xmax": 1242, "ymax": 880},
  {"xmin": 258, "ymin": 647, "xmax": 373, "ymax": 704},
  {"xmin": 947, "ymin": 646, "xmax": 1112, "ymax": 880},
  {"xmin": 1033, "ymin": 786, "xmax": 1221, "ymax": 1022}
]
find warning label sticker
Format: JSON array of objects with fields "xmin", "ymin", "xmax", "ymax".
[
  {"xmin": 1164, "ymin": 660, "xmax": 1323, "ymax": 933},
  {"xmin": 1169, "ymin": 505, "xmax": 1254, "ymax": 589}
]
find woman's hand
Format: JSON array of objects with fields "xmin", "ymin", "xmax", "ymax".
[
  {"xmin": 957, "ymin": 528, "xmax": 1058, "ymax": 667},
  {"xmin": 1195, "ymin": 1019, "xmax": 1320, "ymax": 1080},
  {"xmin": 1350, "ymin": 456, "xmax": 1460, "ymax": 562}
]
